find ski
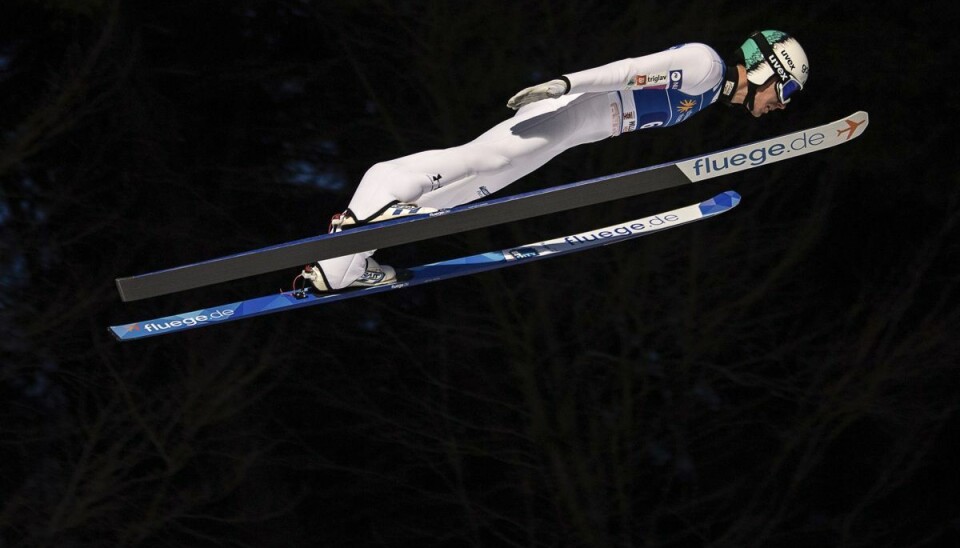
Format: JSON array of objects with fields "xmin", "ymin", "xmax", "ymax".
[
  {"xmin": 115, "ymin": 111, "xmax": 866, "ymax": 302},
  {"xmin": 109, "ymin": 191, "xmax": 740, "ymax": 340},
  {"xmin": 115, "ymin": 112, "xmax": 866, "ymax": 303}
]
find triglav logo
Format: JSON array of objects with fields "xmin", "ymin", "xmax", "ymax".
[{"xmin": 633, "ymin": 72, "xmax": 668, "ymax": 87}]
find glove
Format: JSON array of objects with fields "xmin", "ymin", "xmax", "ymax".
[{"xmin": 506, "ymin": 78, "xmax": 569, "ymax": 110}]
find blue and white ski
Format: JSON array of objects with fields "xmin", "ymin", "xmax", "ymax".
[
  {"xmin": 115, "ymin": 111, "xmax": 867, "ymax": 302},
  {"xmin": 109, "ymin": 191, "xmax": 740, "ymax": 341}
]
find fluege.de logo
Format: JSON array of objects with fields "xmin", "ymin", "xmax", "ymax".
[
  {"xmin": 564, "ymin": 213, "xmax": 681, "ymax": 246},
  {"xmin": 689, "ymin": 130, "xmax": 826, "ymax": 178},
  {"xmin": 129, "ymin": 309, "xmax": 236, "ymax": 333}
]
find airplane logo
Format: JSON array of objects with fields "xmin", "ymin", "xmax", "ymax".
[{"xmin": 837, "ymin": 118, "xmax": 867, "ymax": 141}]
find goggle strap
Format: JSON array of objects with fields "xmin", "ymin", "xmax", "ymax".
[{"xmin": 750, "ymin": 32, "xmax": 791, "ymax": 86}]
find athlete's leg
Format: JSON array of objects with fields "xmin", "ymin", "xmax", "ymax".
[
  {"xmin": 347, "ymin": 92, "xmax": 614, "ymax": 215},
  {"xmin": 416, "ymin": 92, "xmax": 615, "ymax": 208}
]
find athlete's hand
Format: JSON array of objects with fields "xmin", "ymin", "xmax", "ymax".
[{"xmin": 506, "ymin": 79, "xmax": 569, "ymax": 110}]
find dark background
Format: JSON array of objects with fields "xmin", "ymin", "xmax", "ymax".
[{"xmin": 2, "ymin": 1, "xmax": 957, "ymax": 546}]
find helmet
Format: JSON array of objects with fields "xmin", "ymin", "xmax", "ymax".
[{"xmin": 738, "ymin": 30, "xmax": 809, "ymax": 103}]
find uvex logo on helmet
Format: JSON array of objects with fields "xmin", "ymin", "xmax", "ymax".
[
  {"xmin": 766, "ymin": 53, "xmax": 791, "ymax": 83},
  {"xmin": 779, "ymin": 49, "xmax": 797, "ymax": 71}
]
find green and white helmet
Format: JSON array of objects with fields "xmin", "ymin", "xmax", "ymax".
[{"xmin": 739, "ymin": 30, "xmax": 809, "ymax": 104}]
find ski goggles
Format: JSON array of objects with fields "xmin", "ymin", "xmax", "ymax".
[{"xmin": 776, "ymin": 76, "xmax": 803, "ymax": 104}]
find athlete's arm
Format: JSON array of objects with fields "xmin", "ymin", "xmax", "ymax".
[
  {"xmin": 565, "ymin": 43, "xmax": 721, "ymax": 94},
  {"xmin": 507, "ymin": 43, "xmax": 722, "ymax": 109}
]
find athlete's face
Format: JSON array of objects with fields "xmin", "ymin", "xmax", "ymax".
[{"xmin": 750, "ymin": 77, "xmax": 787, "ymax": 117}]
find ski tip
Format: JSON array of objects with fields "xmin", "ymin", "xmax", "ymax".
[
  {"xmin": 699, "ymin": 191, "xmax": 741, "ymax": 216},
  {"xmin": 848, "ymin": 110, "xmax": 868, "ymax": 121},
  {"xmin": 838, "ymin": 111, "xmax": 869, "ymax": 141}
]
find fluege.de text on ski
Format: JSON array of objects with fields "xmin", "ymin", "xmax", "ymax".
[
  {"xmin": 563, "ymin": 213, "xmax": 681, "ymax": 246},
  {"xmin": 689, "ymin": 130, "xmax": 826, "ymax": 178}
]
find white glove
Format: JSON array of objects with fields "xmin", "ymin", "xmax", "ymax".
[{"xmin": 506, "ymin": 78, "xmax": 569, "ymax": 110}]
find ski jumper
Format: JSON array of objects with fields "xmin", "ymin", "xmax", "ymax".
[{"xmin": 319, "ymin": 43, "xmax": 726, "ymax": 289}]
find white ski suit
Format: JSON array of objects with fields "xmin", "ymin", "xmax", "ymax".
[{"xmin": 319, "ymin": 42, "xmax": 726, "ymax": 289}]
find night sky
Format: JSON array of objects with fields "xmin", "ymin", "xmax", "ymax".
[{"xmin": 1, "ymin": 1, "xmax": 957, "ymax": 546}]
